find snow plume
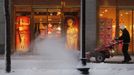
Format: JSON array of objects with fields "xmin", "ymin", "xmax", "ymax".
[{"xmin": 31, "ymin": 35, "xmax": 80, "ymax": 69}]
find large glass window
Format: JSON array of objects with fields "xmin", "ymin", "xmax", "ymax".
[
  {"xmin": 15, "ymin": 12, "xmax": 31, "ymax": 53},
  {"xmin": 98, "ymin": 7, "xmax": 116, "ymax": 45},
  {"xmin": 119, "ymin": 9, "xmax": 133, "ymax": 54},
  {"xmin": 33, "ymin": 8, "xmax": 80, "ymax": 50},
  {"xmin": 12, "ymin": 0, "xmax": 81, "ymax": 54},
  {"xmin": 14, "ymin": 7, "xmax": 80, "ymax": 53},
  {"xmin": 98, "ymin": 0, "xmax": 134, "ymax": 54}
]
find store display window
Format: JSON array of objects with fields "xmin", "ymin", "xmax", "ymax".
[
  {"xmin": 98, "ymin": 7, "xmax": 116, "ymax": 46},
  {"xmin": 98, "ymin": 0, "xmax": 134, "ymax": 54},
  {"xmin": 16, "ymin": 16, "xmax": 30, "ymax": 52}
]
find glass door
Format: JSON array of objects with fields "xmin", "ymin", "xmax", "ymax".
[{"xmin": 119, "ymin": 9, "xmax": 133, "ymax": 54}]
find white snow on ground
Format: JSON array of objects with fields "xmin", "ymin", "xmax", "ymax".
[
  {"xmin": 89, "ymin": 63, "xmax": 134, "ymax": 75},
  {"xmin": 0, "ymin": 56, "xmax": 134, "ymax": 75}
]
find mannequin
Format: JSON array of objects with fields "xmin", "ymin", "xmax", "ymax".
[{"xmin": 66, "ymin": 18, "xmax": 78, "ymax": 50}]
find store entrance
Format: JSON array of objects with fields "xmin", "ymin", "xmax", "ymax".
[{"xmin": 118, "ymin": 9, "xmax": 134, "ymax": 54}]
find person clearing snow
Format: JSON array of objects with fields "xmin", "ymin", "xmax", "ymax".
[{"xmin": 118, "ymin": 24, "xmax": 132, "ymax": 63}]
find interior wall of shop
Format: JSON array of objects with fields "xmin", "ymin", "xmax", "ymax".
[
  {"xmin": 0, "ymin": 0, "xmax": 5, "ymax": 54},
  {"xmin": 85, "ymin": 0, "xmax": 97, "ymax": 52}
]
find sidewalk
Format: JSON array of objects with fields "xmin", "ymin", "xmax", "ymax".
[
  {"xmin": 0, "ymin": 55, "xmax": 134, "ymax": 62},
  {"xmin": 0, "ymin": 55, "xmax": 134, "ymax": 75}
]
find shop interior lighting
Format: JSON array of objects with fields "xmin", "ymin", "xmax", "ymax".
[{"xmin": 104, "ymin": 9, "xmax": 108, "ymax": 12}]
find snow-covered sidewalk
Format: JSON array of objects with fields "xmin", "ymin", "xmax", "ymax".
[
  {"xmin": 0, "ymin": 61, "xmax": 134, "ymax": 75},
  {"xmin": 0, "ymin": 56, "xmax": 134, "ymax": 75}
]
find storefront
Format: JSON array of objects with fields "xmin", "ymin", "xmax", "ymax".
[
  {"xmin": 98, "ymin": 0, "xmax": 134, "ymax": 54},
  {"xmin": 8, "ymin": 0, "xmax": 134, "ymax": 55},
  {"xmin": 11, "ymin": 0, "xmax": 80, "ymax": 53}
]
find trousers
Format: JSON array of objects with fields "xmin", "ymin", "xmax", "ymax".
[{"xmin": 122, "ymin": 44, "xmax": 131, "ymax": 61}]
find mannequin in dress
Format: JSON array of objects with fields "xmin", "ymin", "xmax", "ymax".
[{"xmin": 66, "ymin": 18, "xmax": 78, "ymax": 50}]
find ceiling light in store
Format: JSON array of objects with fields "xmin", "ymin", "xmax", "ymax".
[
  {"xmin": 57, "ymin": 11, "xmax": 61, "ymax": 15},
  {"xmin": 120, "ymin": 14, "xmax": 123, "ymax": 16},
  {"xmin": 57, "ymin": 27, "xmax": 61, "ymax": 31},
  {"xmin": 50, "ymin": 13, "xmax": 53, "ymax": 16},
  {"xmin": 104, "ymin": 9, "xmax": 108, "ymax": 12},
  {"xmin": 100, "ymin": 14, "xmax": 103, "ymax": 17},
  {"xmin": 125, "ymin": 12, "xmax": 128, "ymax": 15}
]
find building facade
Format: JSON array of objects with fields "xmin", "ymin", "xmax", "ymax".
[
  {"xmin": 0, "ymin": 0, "xmax": 5, "ymax": 54},
  {"xmin": 0, "ymin": 0, "xmax": 134, "ymax": 55},
  {"xmin": 10, "ymin": 0, "xmax": 81, "ymax": 53}
]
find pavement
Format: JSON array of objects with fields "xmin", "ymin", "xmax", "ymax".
[{"xmin": 0, "ymin": 55, "xmax": 134, "ymax": 75}]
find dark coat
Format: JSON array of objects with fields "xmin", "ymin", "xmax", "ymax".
[{"xmin": 119, "ymin": 28, "xmax": 130, "ymax": 44}]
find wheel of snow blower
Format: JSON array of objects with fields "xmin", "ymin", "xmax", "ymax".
[{"xmin": 95, "ymin": 52, "xmax": 105, "ymax": 63}]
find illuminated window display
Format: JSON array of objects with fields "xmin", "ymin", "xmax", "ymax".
[
  {"xmin": 11, "ymin": 0, "xmax": 80, "ymax": 53},
  {"xmin": 98, "ymin": 8, "xmax": 116, "ymax": 46},
  {"xmin": 66, "ymin": 18, "xmax": 78, "ymax": 50},
  {"xmin": 119, "ymin": 10, "xmax": 133, "ymax": 53},
  {"xmin": 98, "ymin": 0, "xmax": 134, "ymax": 54},
  {"xmin": 47, "ymin": 23, "xmax": 53, "ymax": 35},
  {"xmin": 33, "ymin": 8, "xmax": 80, "ymax": 45},
  {"xmin": 38, "ymin": 18, "xmax": 47, "ymax": 39},
  {"xmin": 33, "ymin": 9, "xmax": 62, "ymax": 39},
  {"xmin": 16, "ymin": 16, "xmax": 30, "ymax": 52},
  {"xmin": 13, "ymin": 7, "xmax": 80, "ymax": 53}
]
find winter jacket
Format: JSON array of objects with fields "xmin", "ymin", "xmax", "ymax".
[{"xmin": 119, "ymin": 28, "xmax": 130, "ymax": 44}]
